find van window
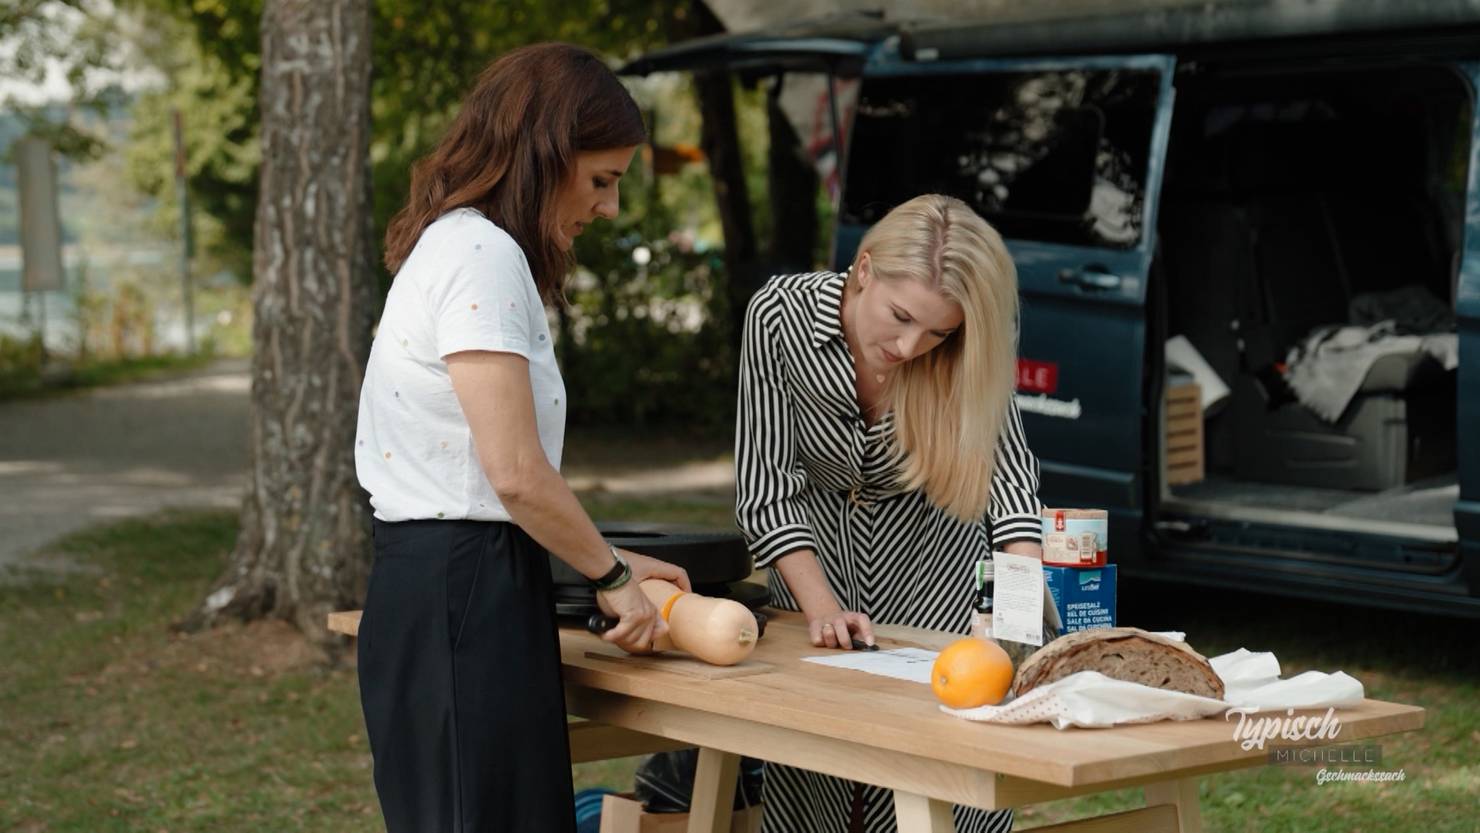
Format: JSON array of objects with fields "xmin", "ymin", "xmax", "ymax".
[{"xmin": 841, "ymin": 68, "xmax": 1162, "ymax": 248}]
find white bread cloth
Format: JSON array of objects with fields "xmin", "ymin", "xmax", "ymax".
[{"xmin": 943, "ymin": 641, "xmax": 1365, "ymax": 730}]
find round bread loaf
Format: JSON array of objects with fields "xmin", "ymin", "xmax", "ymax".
[{"xmin": 1008, "ymin": 627, "xmax": 1225, "ymax": 700}]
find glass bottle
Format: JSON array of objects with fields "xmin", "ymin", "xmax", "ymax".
[{"xmin": 969, "ymin": 557, "xmax": 996, "ymax": 642}]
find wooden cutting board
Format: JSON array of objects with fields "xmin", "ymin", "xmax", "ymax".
[
  {"xmin": 582, "ymin": 647, "xmax": 775, "ymax": 679},
  {"xmin": 573, "ymin": 618, "xmax": 949, "ymax": 681}
]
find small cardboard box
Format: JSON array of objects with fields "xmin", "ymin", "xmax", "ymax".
[
  {"xmin": 1043, "ymin": 564, "xmax": 1117, "ymax": 633},
  {"xmin": 598, "ymin": 793, "xmax": 762, "ymax": 833},
  {"xmin": 1166, "ymin": 380, "xmax": 1205, "ymax": 485}
]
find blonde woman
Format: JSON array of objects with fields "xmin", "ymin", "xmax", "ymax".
[{"xmin": 735, "ymin": 194, "xmax": 1041, "ymax": 833}]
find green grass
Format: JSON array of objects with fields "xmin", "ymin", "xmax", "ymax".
[
  {"xmin": 0, "ymin": 501, "xmax": 730, "ymax": 832},
  {"xmin": 0, "ymin": 511, "xmax": 382, "ymax": 832},
  {"xmin": 0, "ymin": 351, "xmax": 220, "ymax": 401},
  {"xmin": 2, "ymin": 505, "xmax": 1475, "ymax": 831}
]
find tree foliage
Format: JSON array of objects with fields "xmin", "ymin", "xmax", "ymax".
[
  {"xmin": 117, "ymin": 0, "xmax": 685, "ymax": 281},
  {"xmin": 119, "ymin": 11, "xmax": 258, "ymax": 280},
  {"xmin": 110, "ymin": 0, "xmax": 771, "ymax": 432},
  {"xmin": 85, "ymin": 1, "xmax": 818, "ymax": 433},
  {"xmin": 1, "ymin": 1, "xmax": 125, "ymax": 159},
  {"xmin": 565, "ymin": 155, "xmax": 736, "ymax": 431}
]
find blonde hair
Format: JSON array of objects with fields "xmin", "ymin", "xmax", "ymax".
[{"xmin": 852, "ymin": 194, "xmax": 1019, "ymax": 522}]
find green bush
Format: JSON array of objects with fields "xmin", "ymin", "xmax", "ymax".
[
  {"xmin": 0, "ymin": 333, "xmax": 46, "ymax": 397},
  {"xmin": 565, "ymin": 227, "xmax": 736, "ymax": 433}
]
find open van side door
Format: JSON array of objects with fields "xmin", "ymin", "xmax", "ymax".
[
  {"xmin": 835, "ymin": 46, "xmax": 1176, "ymax": 559},
  {"xmin": 1457, "ymin": 63, "xmax": 1480, "ymax": 599}
]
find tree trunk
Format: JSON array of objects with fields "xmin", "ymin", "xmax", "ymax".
[
  {"xmin": 766, "ymin": 80, "xmax": 820, "ymax": 274},
  {"xmin": 682, "ymin": 0, "xmax": 758, "ymax": 360},
  {"xmin": 183, "ymin": 0, "xmax": 376, "ymax": 643},
  {"xmin": 696, "ymin": 68, "xmax": 757, "ymax": 288}
]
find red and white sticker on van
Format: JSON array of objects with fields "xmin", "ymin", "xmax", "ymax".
[
  {"xmin": 1015, "ymin": 358, "xmax": 1082, "ymax": 420},
  {"xmin": 1016, "ymin": 358, "xmax": 1059, "ymax": 394}
]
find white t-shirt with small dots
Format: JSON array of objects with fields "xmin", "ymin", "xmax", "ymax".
[{"xmin": 355, "ymin": 209, "xmax": 566, "ymax": 523}]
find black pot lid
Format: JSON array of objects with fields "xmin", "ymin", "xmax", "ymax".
[
  {"xmin": 548, "ymin": 522, "xmax": 753, "ymax": 588},
  {"xmin": 554, "ymin": 579, "xmax": 771, "ymax": 618}
]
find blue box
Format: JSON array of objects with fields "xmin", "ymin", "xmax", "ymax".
[{"xmin": 1044, "ymin": 564, "xmax": 1117, "ymax": 632}]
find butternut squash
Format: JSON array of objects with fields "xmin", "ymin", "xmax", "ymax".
[{"xmin": 638, "ymin": 579, "xmax": 759, "ymax": 666}]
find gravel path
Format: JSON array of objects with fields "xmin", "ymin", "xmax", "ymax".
[
  {"xmin": 0, "ymin": 359, "xmax": 251, "ymax": 570},
  {"xmin": 0, "ymin": 358, "xmax": 735, "ymax": 571}
]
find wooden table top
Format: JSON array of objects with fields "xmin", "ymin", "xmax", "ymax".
[{"xmin": 328, "ymin": 609, "xmax": 1424, "ymax": 791}]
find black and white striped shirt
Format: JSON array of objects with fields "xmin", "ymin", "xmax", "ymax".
[
  {"xmin": 737, "ymin": 270, "xmax": 1041, "ymax": 630},
  {"xmin": 735, "ymin": 271, "xmax": 1034, "ymax": 832}
]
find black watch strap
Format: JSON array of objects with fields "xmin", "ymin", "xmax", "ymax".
[{"xmin": 592, "ymin": 545, "xmax": 630, "ymax": 591}]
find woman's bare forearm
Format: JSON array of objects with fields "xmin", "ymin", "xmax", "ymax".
[
  {"xmin": 771, "ymin": 549, "xmax": 843, "ymax": 618},
  {"xmin": 490, "ymin": 455, "xmax": 614, "ymax": 579}
]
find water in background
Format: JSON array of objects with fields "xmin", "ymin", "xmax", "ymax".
[{"xmin": 0, "ymin": 244, "xmax": 204, "ymax": 353}]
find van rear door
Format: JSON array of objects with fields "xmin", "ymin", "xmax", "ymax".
[
  {"xmin": 836, "ymin": 48, "xmax": 1175, "ymax": 552},
  {"xmin": 1457, "ymin": 63, "xmax": 1480, "ymax": 600}
]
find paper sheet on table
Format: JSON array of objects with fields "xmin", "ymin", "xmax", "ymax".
[
  {"xmin": 803, "ymin": 648, "xmax": 938, "ymax": 684},
  {"xmin": 943, "ymin": 640, "xmax": 1365, "ymax": 729}
]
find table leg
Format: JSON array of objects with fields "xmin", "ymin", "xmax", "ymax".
[
  {"xmin": 686, "ymin": 747, "xmax": 740, "ymax": 833},
  {"xmin": 1144, "ymin": 777, "xmax": 1203, "ymax": 833},
  {"xmin": 893, "ymin": 790, "xmax": 956, "ymax": 833}
]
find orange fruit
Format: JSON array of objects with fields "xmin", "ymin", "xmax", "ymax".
[{"xmin": 931, "ymin": 637, "xmax": 1014, "ymax": 709}]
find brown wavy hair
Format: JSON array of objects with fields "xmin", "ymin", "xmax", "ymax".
[{"xmin": 383, "ymin": 43, "xmax": 646, "ymax": 303}]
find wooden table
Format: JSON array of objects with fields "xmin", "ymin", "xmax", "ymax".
[{"xmin": 327, "ymin": 610, "xmax": 1423, "ymax": 833}]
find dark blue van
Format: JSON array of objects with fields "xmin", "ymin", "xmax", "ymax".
[{"xmin": 626, "ymin": 3, "xmax": 1480, "ymax": 615}]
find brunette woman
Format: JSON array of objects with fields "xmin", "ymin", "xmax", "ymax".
[{"xmin": 355, "ymin": 43, "xmax": 689, "ymax": 833}]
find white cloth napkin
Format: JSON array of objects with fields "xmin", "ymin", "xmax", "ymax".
[
  {"xmin": 1213, "ymin": 648, "xmax": 1365, "ymax": 711},
  {"xmin": 943, "ymin": 642, "xmax": 1365, "ymax": 730}
]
